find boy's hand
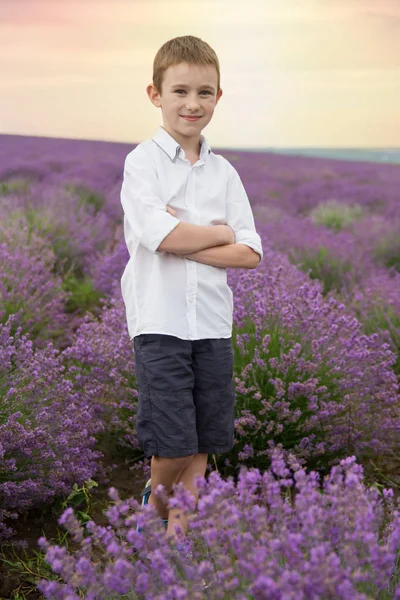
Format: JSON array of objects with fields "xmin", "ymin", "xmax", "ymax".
[{"xmin": 166, "ymin": 205, "xmax": 178, "ymax": 217}]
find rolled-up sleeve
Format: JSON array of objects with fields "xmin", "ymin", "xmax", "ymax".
[
  {"xmin": 225, "ymin": 165, "xmax": 263, "ymax": 263},
  {"xmin": 120, "ymin": 149, "xmax": 180, "ymax": 255}
]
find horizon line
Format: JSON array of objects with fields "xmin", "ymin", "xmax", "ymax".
[{"xmin": 0, "ymin": 132, "xmax": 399, "ymax": 152}]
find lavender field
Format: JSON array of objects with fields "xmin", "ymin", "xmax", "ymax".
[{"xmin": 0, "ymin": 133, "xmax": 399, "ymax": 599}]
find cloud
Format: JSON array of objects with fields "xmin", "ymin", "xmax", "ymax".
[{"xmin": 0, "ymin": 74, "xmax": 101, "ymax": 88}]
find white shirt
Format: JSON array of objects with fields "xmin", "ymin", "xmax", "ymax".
[{"xmin": 120, "ymin": 125, "xmax": 263, "ymax": 341}]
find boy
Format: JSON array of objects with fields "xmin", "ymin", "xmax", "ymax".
[{"xmin": 120, "ymin": 35, "xmax": 263, "ymax": 542}]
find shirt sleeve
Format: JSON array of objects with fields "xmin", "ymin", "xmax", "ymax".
[
  {"xmin": 225, "ymin": 164, "xmax": 263, "ymax": 263},
  {"xmin": 120, "ymin": 148, "xmax": 180, "ymax": 255}
]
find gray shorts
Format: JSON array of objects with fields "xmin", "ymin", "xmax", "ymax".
[{"xmin": 133, "ymin": 334, "xmax": 236, "ymax": 458}]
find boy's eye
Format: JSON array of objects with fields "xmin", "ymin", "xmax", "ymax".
[{"xmin": 175, "ymin": 90, "xmax": 211, "ymax": 95}]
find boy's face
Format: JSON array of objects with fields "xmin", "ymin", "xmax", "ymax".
[{"xmin": 147, "ymin": 62, "xmax": 223, "ymax": 148}]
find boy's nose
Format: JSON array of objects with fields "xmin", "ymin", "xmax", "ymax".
[{"xmin": 186, "ymin": 99, "xmax": 200, "ymax": 109}]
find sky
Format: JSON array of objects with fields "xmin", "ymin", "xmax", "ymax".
[{"xmin": 0, "ymin": 0, "xmax": 399, "ymax": 148}]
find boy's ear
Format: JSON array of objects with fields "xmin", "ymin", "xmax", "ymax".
[
  {"xmin": 216, "ymin": 88, "xmax": 223, "ymax": 103},
  {"xmin": 146, "ymin": 83, "xmax": 162, "ymax": 107}
]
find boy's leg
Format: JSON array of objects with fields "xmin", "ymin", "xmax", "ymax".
[
  {"xmin": 167, "ymin": 452, "xmax": 208, "ymax": 538},
  {"xmin": 147, "ymin": 454, "xmax": 195, "ymax": 520},
  {"xmin": 165, "ymin": 336, "xmax": 235, "ymax": 539},
  {"xmin": 133, "ymin": 333, "xmax": 208, "ymax": 535}
]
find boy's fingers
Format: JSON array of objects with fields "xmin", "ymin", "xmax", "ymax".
[{"xmin": 166, "ymin": 205, "xmax": 177, "ymax": 216}]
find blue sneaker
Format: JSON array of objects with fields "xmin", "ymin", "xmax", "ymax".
[{"xmin": 137, "ymin": 478, "xmax": 168, "ymax": 533}]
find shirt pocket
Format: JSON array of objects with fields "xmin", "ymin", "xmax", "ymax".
[
  {"xmin": 161, "ymin": 178, "xmax": 192, "ymax": 222},
  {"xmin": 201, "ymin": 180, "xmax": 227, "ymax": 226},
  {"xmin": 161, "ymin": 177, "xmax": 187, "ymax": 206}
]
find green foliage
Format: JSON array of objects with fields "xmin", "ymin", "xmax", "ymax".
[
  {"xmin": 62, "ymin": 273, "xmax": 103, "ymax": 314},
  {"xmin": 373, "ymin": 230, "xmax": 400, "ymax": 273},
  {"xmin": 0, "ymin": 274, "xmax": 65, "ymax": 344},
  {"xmin": 351, "ymin": 300, "xmax": 400, "ymax": 375},
  {"xmin": 0, "ymin": 517, "xmax": 75, "ymax": 598},
  {"xmin": 50, "ymin": 478, "xmax": 98, "ymax": 526},
  {"xmin": 289, "ymin": 246, "xmax": 353, "ymax": 294},
  {"xmin": 310, "ymin": 199, "xmax": 364, "ymax": 231},
  {"xmin": 65, "ymin": 183, "xmax": 105, "ymax": 214},
  {"xmin": 223, "ymin": 317, "xmax": 345, "ymax": 477},
  {"xmin": 8, "ymin": 206, "xmax": 72, "ymax": 263},
  {"xmin": 7, "ymin": 208, "xmax": 86, "ymax": 278},
  {"xmin": 0, "ymin": 297, "xmax": 63, "ymax": 342},
  {"xmin": 7, "ymin": 207, "xmax": 51, "ymax": 236},
  {"xmin": 0, "ymin": 178, "xmax": 30, "ymax": 196},
  {"xmin": 358, "ymin": 552, "xmax": 400, "ymax": 599}
]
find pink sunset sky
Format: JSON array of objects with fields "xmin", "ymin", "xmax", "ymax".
[{"xmin": 0, "ymin": 0, "xmax": 399, "ymax": 148}]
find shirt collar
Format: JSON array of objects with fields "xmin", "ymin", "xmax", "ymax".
[{"xmin": 152, "ymin": 125, "xmax": 211, "ymax": 163}]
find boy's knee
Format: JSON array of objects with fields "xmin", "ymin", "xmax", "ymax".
[{"xmin": 154, "ymin": 454, "xmax": 195, "ymax": 471}]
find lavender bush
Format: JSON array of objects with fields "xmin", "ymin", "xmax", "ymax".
[
  {"xmin": 258, "ymin": 217, "xmax": 371, "ymax": 295},
  {"xmin": 0, "ymin": 316, "xmax": 107, "ymax": 540},
  {"xmin": 36, "ymin": 450, "xmax": 400, "ymax": 599},
  {"xmin": 61, "ymin": 296, "xmax": 139, "ymax": 453},
  {"xmin": 0, "ymin": 239, "xmax": 70, "ymax": 348},
  {"xmin": 310, "ymin": 198, "xmax": 364, "ymax": 231},
  {"xmin": 341, "ymin": 269, "xmax": 400, "ymax": 374},
  {"xmin": 0, "ymin": 183, "xmax": 111, "ymax": 280},
  {"xmin": 373, "ymin": 229, "xmax": 400, "ymax": 273},
  {"xmin": 224, "ymin": 249, "xmax": 400, "ymax": 472}
]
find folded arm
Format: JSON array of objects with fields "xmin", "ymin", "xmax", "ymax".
[
  {"xmin": 121, "ymin": 150, "xmax": 262, "ymax": 269},
  {"xmin": 121, "ymin": 150, "xmax": 232, "ymax": 256},
  {"xmin": 176, "ymin": 164, "xmax": 263, "ymax": 270},
  {"xmin": 183, "ymin": 244, "xmax": 260, "ymax": 269}
]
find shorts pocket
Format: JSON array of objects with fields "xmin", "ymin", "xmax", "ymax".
[
  {"xmin": 135, "ymin": 334, "xmax": 158, "ymax": 350},
  {"xmin": 136, "ymin": 334, "xmax": 149, "ymax": 350}
]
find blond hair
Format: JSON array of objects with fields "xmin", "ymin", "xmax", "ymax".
[{"xmin": 152, "ymin": 35, "xmax": 220, "ymax": 95}]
